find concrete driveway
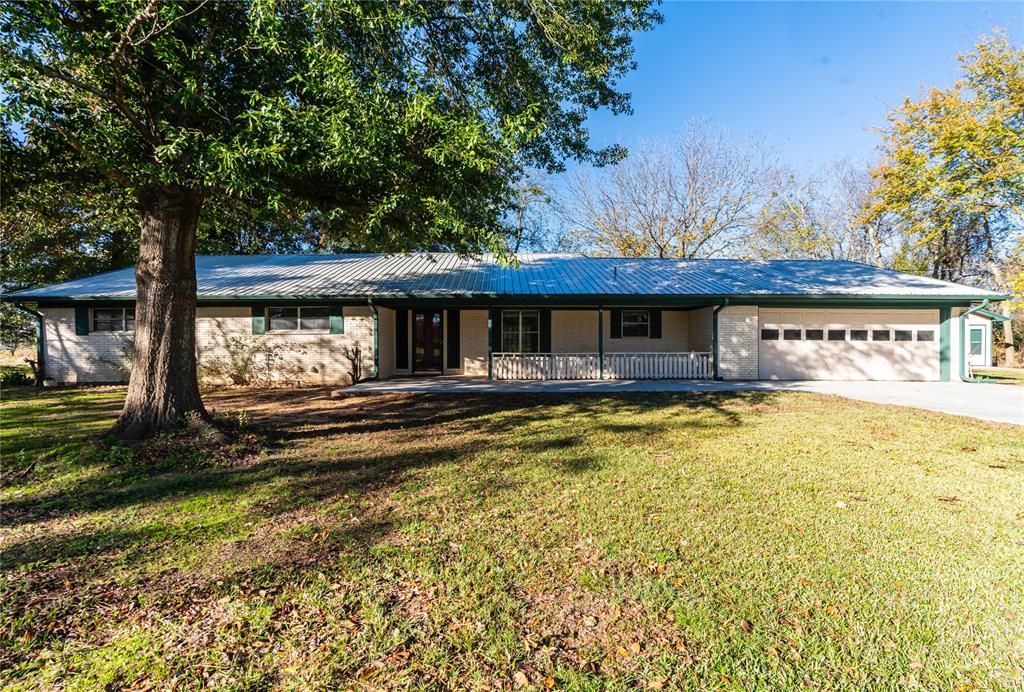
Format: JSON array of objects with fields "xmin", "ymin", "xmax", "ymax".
[{"xmin": 339, "ymin": 377, "xmax": 1023, "ymax": 425}]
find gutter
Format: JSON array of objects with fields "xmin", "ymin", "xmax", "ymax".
[
  {"xmin": 958, "ymin": 299, "xmax": 990, "ymax": 382},
  {"xmin": 712, "ymin": 298, "xmax": 729, "ymax": 380},
  {"xmin": 13, "ymin": 302, "xmax": 45, "ymax": 386}
]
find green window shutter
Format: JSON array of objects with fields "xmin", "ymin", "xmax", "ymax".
[
  {"xmin": 539, "ymin": 308, "xmax": 551, "ymax": 352},
  {"xmin": 329, "ymin": 304, "xmax": 344, "ymax": 334},
  {"xmin": 446, "ymin": 309, "xmax": 461, "ymax": 368},
  {"xmin": 74, "ymin": 306, "xmax": 90, "ymax": 336},
  {"xmin": 251, "ymin": 305, "xmax": 266, "ymax": 335},
  {"xmin": 650, "ymin": 309, "xmax": 662, "ymax": 339},
  {"xmin": 610, "ymin": 309, "xmax": 622, "ymax": 339},
  {"xmin": 490, "ymin": 308, "xmax": 502, "ymax": 352},
  {"xmin": 395, "ymin": 308, "xmax": 408, "ymax": 369}
]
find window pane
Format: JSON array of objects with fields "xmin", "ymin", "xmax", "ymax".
[
  {"xmin": 300, "ymin": 306, "xmax": 330, "ymax": 330},
  {"xmin": 783, "ymin": 329, "xmax": 802, "ymax": 340},
  {"xmin": 872, "ymin": 330, "xmax": 890, "ymax": 341},
  {"xmin": 621, "ymin": 310, "xmax": 649, "ymax": 325},
  {"xmin": 916, "ymin": 330, "xmax": 934, "ymax": 342},
  {"xmin": 969, "ymin": 329, "xmax": 983, "ymax": 355},
  {"xmin": 805, "ymin": 329, "xmax": 823, "ymax": 341},
  {"xmin": 621, "ymin": 310, "xmax": 649, "ymax": 337},
  {"xmin": 93, "ymin": 309, "xmax": 124, "ymax": 332},
  {"xmin": 501, "ymin": 311, "xmax": 520, "ymax": 352},
  {"xmin": 622, "ymin": 323, "xmax": 649, "ymax": 337},
  {"xmin": 827, "ymin": 329, "xmax": 845, "ymax": 341},
  {"xmin": 520, "ymin": 310, "xmax": 540, "ymax": 333},
  {"xmin": 760, "ymin": 329, "xmax": 779, "ymax": 340},
  {"xmin": 268, "ymin": 307, "xmax": 298, "ymax": 331},
  {"xmin": 894, "ymin": 330, "xmax": 912, "ymax": 342},
  {"xmin": 850, "ymin": 330, "xmax": 868, "ymax": 341},
  {"xmin": 521, "ymin": 331, "xmax": 540, "ymax": 353},
  {"xmin": 124, "ymin": 309, "xmax": 135, "ymax": 331}
]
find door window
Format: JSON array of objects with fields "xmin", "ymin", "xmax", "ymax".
[{"xmin": 969, "ymin": 327, "xmax": 984, "ymax": 356}]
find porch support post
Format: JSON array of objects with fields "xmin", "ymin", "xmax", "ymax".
[
  {"xmin": 487, "ymin": 306, "xmax": 493, "ymax": 380},
  {"xmin": 598, "ymin": 306, "xmax": 604, "ymax": 379}
]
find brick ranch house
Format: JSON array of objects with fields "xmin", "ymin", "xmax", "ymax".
[{"xmin": 3, "ymin": 253, "xmax": 1008, "ymax": 386}]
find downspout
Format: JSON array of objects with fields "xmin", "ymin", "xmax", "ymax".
[
  {"xmin": 368, "ymin": 299, "xmax": 379, "ymax": 380},
  {"xmin": 712, "ymin": 298, "xmax": 729, "ymax": 380},
  {"xmin": 598, "ymin": 306, "xmax": 604, "ymax": 380},
  {"xmin": 13, "ymin": 302, "xmax": 45, "ymax": 386},
  {"xmin": 958, "ymin": 299, "xmax": 990, "ymax": 383}
]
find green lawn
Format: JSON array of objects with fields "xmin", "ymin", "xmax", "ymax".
[{"xmin": 1, "ymin": 387, "xmax": 1022, "ymax": 690}]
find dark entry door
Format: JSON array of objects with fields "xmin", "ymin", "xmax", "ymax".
[{"xmin": 413, "ymin": 309, "xmax": 443, "ymax": 372}]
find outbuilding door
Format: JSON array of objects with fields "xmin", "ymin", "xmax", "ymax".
[
  {"xmin": 757, "ymin": 309, "xmax": 940, "ymax": 381},
  {"xmin": 967, "ymin": 324, "xmax": 989, "ymax": 367}
]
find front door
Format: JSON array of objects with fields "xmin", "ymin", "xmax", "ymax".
[
  {"xmin": 968, "ymin": 326, "xmax": 987, "ymax": 367},
  {"xmin": 413, "ymin": 309, "xmax": 443, "ymax": 372}
]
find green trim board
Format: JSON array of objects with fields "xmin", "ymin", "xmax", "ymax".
[
  {"xmin": 74, "ymin": 307, "xmax": 89, "ymax": 335},
  {"xmin": 329, "ymin": 304, "xmax": 345, "ymax": 334},
  {"xmin": 970, "ymin": 307, "xmax": 1010, "ymax": 322},
  {"xmin": 939, "ymin": 307, "xmax": 951, "ymax": 381}
]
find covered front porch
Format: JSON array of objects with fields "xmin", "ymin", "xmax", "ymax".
[{"xmin": 377, "ymin": 305, "xmax": 718, "ymax": 381}]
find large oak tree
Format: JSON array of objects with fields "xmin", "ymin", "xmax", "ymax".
[{"xmin": 1, "ymin": 0, "xmax": 659, "ymax": 439}]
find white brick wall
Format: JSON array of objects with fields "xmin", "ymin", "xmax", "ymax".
[
  {"xmin": 460, "ymin": 309, "xmax": 489, "ymax": 376},
  {"xmin": 718, "ymin": 305, "xmax": 758, "ymax": 380},
  {"xmin": 41, "ymin": 306, "xmax": 377, "ymax": 386},
  {"xmin": 42, "ymin": 308, "xmax": 134, "ymax": 384},
  {"xmin": 551, "ymin": 310, "xmax": 599, "ymax": 352}
]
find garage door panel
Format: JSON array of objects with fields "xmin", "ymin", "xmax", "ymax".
[{"xmin": 758, "ymin": 309, "xmax": 940, "ymax": 381}]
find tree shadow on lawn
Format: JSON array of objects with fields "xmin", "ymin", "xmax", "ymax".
[
  {"xmin": 1, "ymin": 387, "xmax": 781, "ymax": 675},
  {"xmin": 3, "ymin": 389, "xmax": 778, "ymax": 530}
]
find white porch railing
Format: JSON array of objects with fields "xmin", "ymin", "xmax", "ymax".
[
  {"xmin": 492, "ymin": 352, "xmax": 712, "ymax": 380},
  {"xmin": 492, "ymin": 352, "xmax": 600, "ymax": 380}
]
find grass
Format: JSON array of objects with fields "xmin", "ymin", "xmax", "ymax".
[
  {"xmin": 1, "ymin": 386, "xmax": 1022, "ymax": 690},
  {"xmin": 974, "ymin": 367, "xmax": 1024, "ymax": 386}
]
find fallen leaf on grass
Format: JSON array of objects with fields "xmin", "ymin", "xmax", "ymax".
[{"xmin": 513, "ymin": 671, "xmax": 529, "ymax": 687}]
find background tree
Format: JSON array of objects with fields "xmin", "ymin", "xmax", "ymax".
[
  {"xmin": 560, "ymin": 122, "xmax": 774, "ymax": 258},
  {"xmin": 748, "ymin": 160, "xmax": 896, "ymax": 264},
  {"xmin": 865, "ymin": 32, "xmax": 1024, "ymax": 283},
  {"xmin": 507, "ymin": 169, "xmax": 554, "ymax": 253},
  {"xmin": 1, "ymin": 0, "xmax": 659, "ymax": 439}
]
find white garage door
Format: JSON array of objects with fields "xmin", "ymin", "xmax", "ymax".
[{"xmin": 758, "ymin": 309, "xmax": 940, "ymax": 381}]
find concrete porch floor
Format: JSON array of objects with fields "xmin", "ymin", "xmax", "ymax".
[{"xmin": 335, "ymin": 376, "xmax": 1023, "ymax": 426}]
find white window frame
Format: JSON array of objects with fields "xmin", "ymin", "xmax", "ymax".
[
  {"xmin": 92, "ymin": 307, "xmax": 135, "ymax": 332},
  {"xmin": 620, "ymin": 309, "xmax": 650, "ymax": 338},
  {"xmin": 267, "ymin": 305, "xmax": 330, "ymax": 332},
  {"xmin": 500, "ymin": 309, "xmax": 541, "ymax": 353}
]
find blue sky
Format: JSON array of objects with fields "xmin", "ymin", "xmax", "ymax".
[{"xmin": 580, "ymin": 1, "xmax": 1022, "ymax": 172}]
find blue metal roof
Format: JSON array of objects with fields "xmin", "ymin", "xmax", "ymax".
[{"xmin": 3, "ymin": 253, "xmax": 1005, "ymax": 301}]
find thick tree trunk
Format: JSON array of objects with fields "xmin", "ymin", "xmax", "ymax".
[{"xmin": 109, "ymin": 184, "xmax": 211, "ymax": 441}]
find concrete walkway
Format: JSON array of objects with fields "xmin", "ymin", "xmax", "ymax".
[{"xmin": 337, "ymin": 377, "xmax": 1023, "ymax": 426}]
